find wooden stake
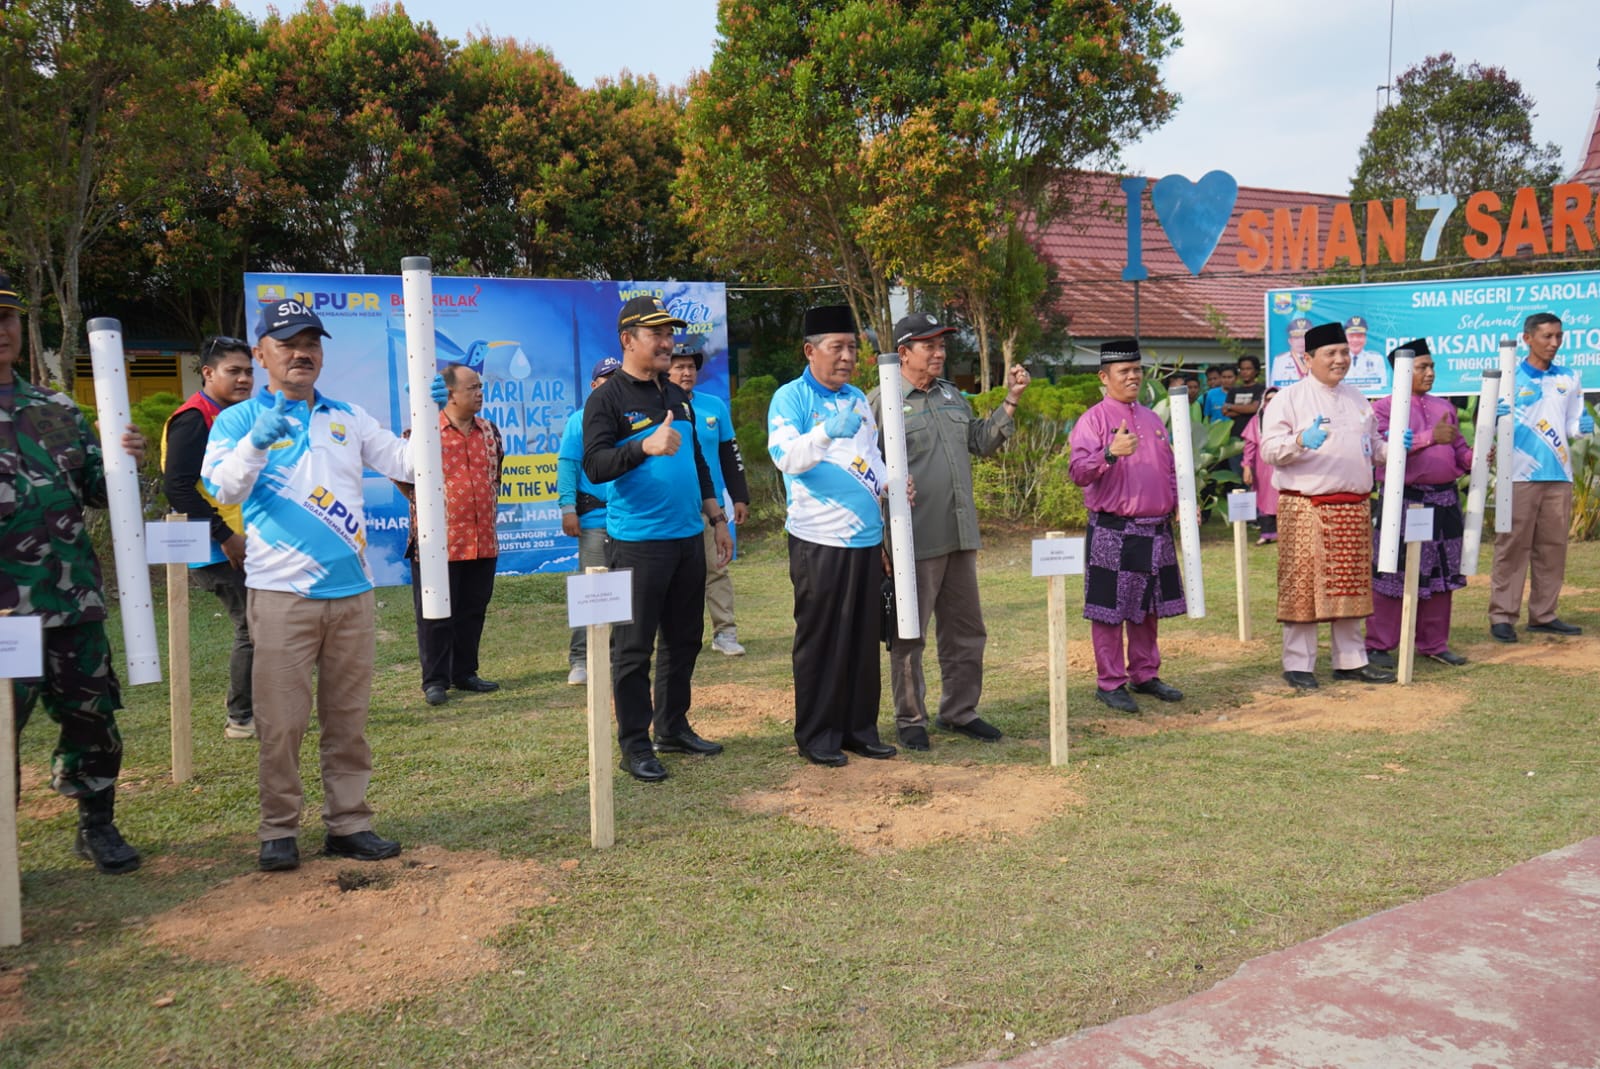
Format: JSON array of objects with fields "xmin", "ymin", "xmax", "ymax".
[
  {"xmin": 1231, "ymin": 490, "xmax": 1252, "ymax": 642},
  {"xmin": 1045, "ymin": 531, "xmax": 1069, "ymax": 767},
  {"xmin": 1397, "ymin": 506, "xmax": 1423, "ymax": 686},
  {"xmin": 166, "ymin": 514, "xmax": 192, "ymax": 784},
  {"xmin": 584, "ymin": 566, "xmax": 614, "ymax": 849},
  {"xmin": 0, "ymin": 679, "xmax": 20, "ymax": 946}
]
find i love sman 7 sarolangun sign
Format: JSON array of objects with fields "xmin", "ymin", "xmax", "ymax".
[{"xmin": 1122, "ymin": 172, "xmax": 1600, "ymax": 280}]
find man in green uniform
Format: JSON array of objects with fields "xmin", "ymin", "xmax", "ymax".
[{"xmin": 0, "ymin": 271, "xmax": 147, "ymax": 874}]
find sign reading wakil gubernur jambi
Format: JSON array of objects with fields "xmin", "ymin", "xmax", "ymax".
[{"xmin": 1121, "ymin": 172, "xmax": 1600, "ymax": 280}]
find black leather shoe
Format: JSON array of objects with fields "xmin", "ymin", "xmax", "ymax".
[
  {"xmin": 1489, "ymin": 623, "xmax": 1518, "ymax": 643},
  {"xmin": 1366, "ymin": 648, "xmax": 1396, "ymax": 669},
  {"xmin": 424, "ymin": 685, "xmax": 448, "ymax": 706},
  {"xmin": 897, "ymin": 726, "xmax": 931, "ymax": 751},
  {"xmin": 1282, "ymin": 671, "xmax": 1319, "ymax": 690},
  {"xmin": 259, "ymin": 837, "xmax": 300, "ymax": 872},
  {"xmin": 842, "ymin": 739, "xmax": 897, "ymax": 759},
  {"xmin": 1527, "ymin": 618, "xmax": 1583, "ymax": 635},
  {"xmin": 75, "ymin": 824, "xmax": 141, "ymax": 875},
  {"xmin": 621, "ymin": 752, "xmax": 669, "ymax": 782},
  {"xmin": 941, "ymin": 716, "xmax": 1003, "ymax": 741},
  {"xmin": 1332, "ymin": 664, "xmax": 1397, "ymax": 684},
  {"xmin": 1130, "ymin": 677, "xmax": 1184, "ymax": 702},
  {"xmin": 453, "ymin": 675, "xmax": 500, "ymax": 692},
  {"xmin": 801, "ymin": 748, "xmax": 848, "ymax": 767},
  {"xmin": 1426, "ymin": 649, "xmax": 1468, "ymax": 666},
  {"xmin": 1095, "ymin": 686, "xmax": 1140, "ymax": 713},
  {"xmin": 653, "ymin": 729, "xmax": 724, "ymax": 755},
  {"xmin": 324, "ymin": 830, "xmax": 401, "ymax": 861}
]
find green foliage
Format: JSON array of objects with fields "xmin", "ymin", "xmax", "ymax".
[
  {"xmin": 1571, "ymin": 401, "xmax": 1600, "ymax": 541},
  {"xmin": 1143, "ymin": 376, "xmax": 1243, "ymax": 518},
  {"xmin": 970, "ymin": 379, "xmax": 1089, "ymax": 526},
  {"xmin": 730, "ymin": 374, "xmax": 784, "ymax": 516}
]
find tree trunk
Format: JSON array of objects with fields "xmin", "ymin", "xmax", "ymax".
[{"xmin": 973, "ymin": 302, "xmax": 992, "ymax": 393}]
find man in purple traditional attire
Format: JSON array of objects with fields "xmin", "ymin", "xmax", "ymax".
[
  {"xmin": 1364, "ymin": 340, "xmax": 1472, "ymax": 668},
  {"xmin": 1068, "ymin": 339, "xmax": 1186, "ymax": 714}
]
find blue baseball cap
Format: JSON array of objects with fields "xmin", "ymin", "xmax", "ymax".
[
  {"xmin": 254, "ymin": 298, "xmax": 330, "ymax": 342},
  {"xmin": 589, "ymin": 356, "xmax": 622, "ymax": 381}
]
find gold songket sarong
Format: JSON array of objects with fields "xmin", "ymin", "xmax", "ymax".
[{"xmin": 1276, "ymin": 491, "xmax": 1373, "ymax": 623}]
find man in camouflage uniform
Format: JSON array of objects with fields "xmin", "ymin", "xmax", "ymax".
[{"xmin": 0, "ymin": 271, "xmax": 146, "ymax": 874}]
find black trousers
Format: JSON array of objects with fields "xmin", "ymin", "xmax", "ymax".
[
  {"xmin": 410, "ymin": 556, "xmax": 497, "ymax": 691},
  {"xmin": 608, "ymin": 534, "xmax": 705, "ymax": 756},
  {"xmin": 788, "ymin": 536, "xmax": 885, "ymax": 753}
]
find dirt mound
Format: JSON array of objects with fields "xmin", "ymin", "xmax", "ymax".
[
  {"xmin": 688, "ymin": 683, "xmax": 793, "ymax": 737},
  {"xmin": 145, "ymin": 844, "xmax": 564, "ymax": 1013},
  {"xmin": 1084, "ymin": 681, "xmax": 1467, "ymax": 737},
  {"xmin": 735, "ymin": 760, "xmax": 1081, "ymax": 854}
]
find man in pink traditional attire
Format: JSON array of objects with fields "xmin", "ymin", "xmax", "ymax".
[
  {"xmin": 1068, "ymin": 339, "xmax": 1186, "ymax": 714},
  {"xmin": 1364, "ymin": 340, "xmax": 1472, "ymax": 669},
  {"xmin": 1261, "ymin": 321, "xmax": 1406, "ymax": 689}
]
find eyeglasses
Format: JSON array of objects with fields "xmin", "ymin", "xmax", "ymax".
[{"xmin": 203, "ymin": 335, "xmax": 251, "ymax": 362}]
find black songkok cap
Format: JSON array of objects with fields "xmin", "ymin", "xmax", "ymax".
[
  {"xmin": 803, "ymin": 304, "xmax": 856, "ymax": 336},
  {"xmin": 1387, "ymin": 338, "xmax": 1430, "ymax": 365},
  {"xmin": 1303, "ymin": 321, "xmax": 1347, "ymax": 353},
  {"xmin": 1099, "ymin": 338, "xmax": 1141, "ymax": 365}
]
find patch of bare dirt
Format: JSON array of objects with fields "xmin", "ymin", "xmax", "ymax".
[
  {"xmin": 735, "ymin": 760, "xmax": 1081, "ymax": 854},
  {"xmin": 688, "ymin": 683, "xmax": 792, "ymax": 738},
  {"xmin": 16, "ymin": 765, "xmax": 70, "ymax": 823},
  {"xmin": 0, "ymin": 966, "xmax": 32, "ymax": 1040},
  {"xmin": 1015, "ymin": 634, "xmax": 1266, "ymax": 675},
  {"xmin": 1467, "ymin": 634, "xmax": 1600, "ymax": 672},
  {"xmin": 145, "ymin": 844, "xmax": 563, "ymax": 1013},
  {"xmin": 1083, "ymin": 682, "xmax": 1467, "ymax": 737}
]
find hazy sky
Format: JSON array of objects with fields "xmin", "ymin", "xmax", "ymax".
[{"xmin": 230, "ymin": 0, "xmax": 1598, "ymax": 195}]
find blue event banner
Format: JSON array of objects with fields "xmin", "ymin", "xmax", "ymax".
[
  {"xmin": 1263, "ymin": 270, "xmax": 1600, "ymax": 396},
  {"xmin": 243, "ymin": 272, "xmax": 729, "ymax": 585}
]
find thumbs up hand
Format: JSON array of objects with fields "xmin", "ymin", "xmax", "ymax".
[
  {"xmin": 1299, "ymin": 415, "xmax": 1329, "ymax": 451},
  {"xmin": 642, "ymin": 409, "xmax": 681, "ymax": 456},
  {"xmin": 1108, "ymin": 419, "xmax": 1138, "ymax": 457},
  {"xmin": 824, "ymin": 403, "xmax": 863, "ymax": 439},
  {"xmin": 249, "ymin": 391, "xmax": 292, "ymax": 449}
]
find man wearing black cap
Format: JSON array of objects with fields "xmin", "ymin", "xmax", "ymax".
[
  {"xmin": 203, "ymin": 298, "xmax": 448, "ymax": 871},
  {"xmin": 1068, "ymin": 339, "xmax": 1187, "ymax": 712},
  {"xmin": 1260, "ymin": 321, "xmax": 1405, "ymax": 689},
  {"xmin": 558, "ymin": 356, "xmax": 621, "ymax": 686},
  {"xmin": 868, "ymin": 312, "xmax": 1028, "ymax": 750},
  {"xmin": 1364, "ymin": 340, "xmax": 1471, "ymax": 668},
  {"xmin": 582, "ymin": 296, "xmax": 731, "ymax": 783},
  {"xmin": 667, "ymin": 340, "xmax": 751, "ymax": 658},
  {"xmin": 0, "ymin": 271, "xmax": 148, "ymax": 875},
  {"xmin": 768, "ymin": 304, "xmax": 897, "ymax": 765}
]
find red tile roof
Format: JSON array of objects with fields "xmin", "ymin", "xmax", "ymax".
[
  {"xmin": 1571, "ymin": 89, "xmax": 1600, "ymax": 188},
  {"xmin": 1028, "ymin": 172, "xmax": 1348, "ymax": 345}
]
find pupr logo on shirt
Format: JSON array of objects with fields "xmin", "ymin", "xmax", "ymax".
[{"xmin": 305, "ymin": 485, "xmax": 368, "ymax": 556}]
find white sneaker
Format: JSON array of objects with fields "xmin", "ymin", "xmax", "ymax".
[
  {"xmin": 566, "ymin": 665, "xmax": 587, "ymax": 685},
  {"xmin": 224, "ymin": 718, "xmax": 257, "ymax": 740},
  {"xmin": 711, "ymin": 632, "xmax": 746, "ymax": 656}
]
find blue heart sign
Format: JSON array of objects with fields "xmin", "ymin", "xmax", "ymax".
[{"xmin": 1150, "ymin": 171, "xmax": 1239, "ymax": 276}]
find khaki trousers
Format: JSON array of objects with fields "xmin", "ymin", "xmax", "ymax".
[
  {"xmin": 889, "ymin": 550, "xmax": 987, "ymax": 729},
  {"xmin": 247, "ymin": 588, "xmax": 376, "ymax": 840},
  {"xmin": 1488, "ymin": 481, "xmax": 1572, "ymax": 626},
  {"xmin": 701, "ymin": 520, "xmax": 736, "ymax": 635}
]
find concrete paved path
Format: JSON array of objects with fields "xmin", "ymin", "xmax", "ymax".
[{"xmin": 953, "ymin": 837, "xmax": 1600, "ymax": 1069}]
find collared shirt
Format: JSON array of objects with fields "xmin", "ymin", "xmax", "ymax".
[
  {"xmin": 1509, "ymin": 359, "xmax": 1584, "ymax": 483},
  {"xmin": 203, "ymin": 390, "xmax": 413, "ymax": 598},
  {"xmin": 0, "ymin": 378, "xmax": 108, "ymax": 626},
  {"xmin": 436, "ymin": 412, "xmax": 503, "ymax": 560},
  {"xmin": 768, "ymin": 368, "xmax": 886, "ymax": 548},
  {"xmin": 1260, "ymin": 377, "xmax": 1380, "ymax": 496},
  {"xmin": 161, "ymin": 390, "xmax": 245, "ymax": 569},
  {"xmin": 868, "ymin": 376, "xmax": 1012, "ymax": 558},
  {"xmin": 556, "ymin": 404, "xmax": 607, "ymax": 531},
  {"xmin": 1372, "ymin": 393, "xmax": 1471, "ymax": 486},
  {"xmin": 1067, "ymin": 397, "xmax": 1177, "ymax": 516},
  {"xmin": 581, "ymin": 367, "xmax": 714, "ymax": 542}
]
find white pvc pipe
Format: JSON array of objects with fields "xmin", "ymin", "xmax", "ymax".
[
  {"xmin": 1167, "ymin": 385, "xmax": 1206, "ymax": 619},
  {"xmin": 876, "ymin": 354, "xmax": 920, "ymax": 639},
  {"xmin": 1460, "ymin": 369, "xmax": 1500, "ymax": 575},
  {"xmin": 1376, "ymin": 352, "xmax": 1415, "ymax": 573},
  {"xmin": 401, "ymin": 256, "xmax": 452, "ymax": 620},
  {"xmin": 85, "ymin": 319, "xmax": 161, "ymax": 686},
  {"xmin": 1494, "ymin": 338, "xmax": 1516, "ymax": 534}
]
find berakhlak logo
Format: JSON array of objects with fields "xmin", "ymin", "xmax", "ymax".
[{"xmin": 1150, "ymin": 171, "xmax": 1239, "ymax": 276}]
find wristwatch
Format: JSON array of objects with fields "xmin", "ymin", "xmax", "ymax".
[
  {"xmin": 710, "ymin": 513, "xmax": 729, "ymax": 526},
  {"xmin": 1103, "ymin": 446, "xmax": 1119, "ymax": 465}
]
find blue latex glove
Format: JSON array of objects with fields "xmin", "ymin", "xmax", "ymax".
[
  {"xmin": 430, "ymin": 372, "xmax": 449, "ymax": 407},
  {"xmin": 1401, "ymin": 428, "xmax": 1414, "ymax": 449},
  {"xmin": 1496, "ymin": 397, "xmax": 1510, "ymax": 420},
  {"xmin": 824, "ymin": 405, "xmax": 863, "ymax": 439},
  {"xmin": 1299, "ymin": 415, "xmax": 1328, "ymax": 451},
  {"xmin": 249, "ymin": 391, "xmax": 291, "ymax": 449},
  {"xmin": 1580, "ymin": 412, "xmax": 1594, "ymax": 435}
]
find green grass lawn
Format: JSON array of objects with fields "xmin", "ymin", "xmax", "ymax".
[{"xmin": 3, "ymin": 522, "xmax": 1598, "ymax": 1068}]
